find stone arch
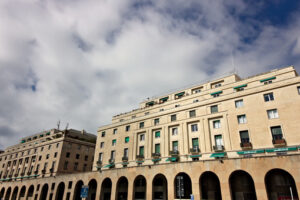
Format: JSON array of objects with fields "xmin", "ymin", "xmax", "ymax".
[
  {"xmin": 116, "ymin": 176, "xmax": 128, "ymax": 200},
  {"xmin": 229, "ymin": 170, "xmax": 257, "ymax": 200},
  {"xmin": 19, "ymin": 186, "xmax": 26, "ymax": 200},
  {"xmin": 26, "ymin": 185, "xmax": 35, "ymax": 200},
  {"xmin": 133, "ymin": 175, "xmax": 147, "ymax": 200},
  {"xmin": 73, "ymin": 180, "xmax": 84, "ymax": 200},
  {"xmin": 152, "ymin": 173, "xmax": 168, "ymax": 200},
  {"xmin": 11, "ymin": 186, "xmax": 19, "ymax": 200},
  {"xmin": 5, "ymin": 187, "xmax": 11, "ymax": 200},
  {"xmin": 100, "ymin": 178, "xmax": 112, "ymax": 200},
  {"xmin": 40, "ymin": 184, "xmax": 49, "ymax": 200},
  {"xmin": 174, "ymin": 172, "xmax": 192, "ymax": 199},
  {"xmin": 55, "ymin": 182, "xmax": 65, "ymax": 200},
  {"xmin": 200, "ymin": 171, "xmax": 222, "ymax": 200},
  {"xmin": 265, "ymin": 168, "xmax": 299, "ymax": 200},
  {"xmin": 88, "ymin": 179, "xmax": 97, "ymax": 200}
]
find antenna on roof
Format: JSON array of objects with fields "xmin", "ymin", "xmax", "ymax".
[{"xmin": 57, "ymin": 120, "xmax": 61, "ymax": 130}]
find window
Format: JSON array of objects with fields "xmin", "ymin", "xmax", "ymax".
[
  {"xmin": 267, "ymin": 109, "xmax": 279, "ymax": 119},
  {"xmin": 191, "ymin": 124, "xmax": 198, "ymax": 132},
  {"xmin": 172, "ymin": 127, "xmax": 178, "ymax": 136},
  {"xmin": 264, "ymin": 93, "xmax": 274, "ymax": 102},
  {"xmin": 125, "ymin": 137, "xmax": 129, "ymax": 143},
  {"xmin": 271, "ymin": 126, "xmax": 283, "ymax": 140},
  {"xmin": 215, "ymin": 135, "xmax": 223, "ymax": 146},
  {"xmin": 189, "ymin": 110, "xmax": 196, "ymax": 118},
  {"xmin": 237, "ymin": 115, "xmax": 247, "ymax": 124},
  {"xmin": 100, "ymin": 142, "xmax": 104, "ymax": 148},
  {"xmin": 84, "ymin": 156, "xmax": 88, "ymax": 161},
  {"xmin": 126, "ymin": 125, "xmax": 130, "ymax": 132},
  {"xmin": 64, "ymin": 161, "xmax": 68, "ymax": 170},
  {"xmin": 140, "ymin": 134, "xmax": 145, "ymax": 141},
  {"xmin": 101, "ymin": 132, "xmax": 105, "ymax": 137},
  {"xmin": 139, "ymin": 146, "xmax": 144, "ymax": 156},
  {"xmin": 172, "ymin": 141, "xmax": 178, "ymax": 151},
  {"xmin": 98, "ymin": 153, "xmax": 103, "ymax": 161},
  {"xmin": 74, "ymin": 162, "xmax": 78, "ymax": 171},
  {"xmin": 192, "ymin": 138, "xmax": 199, "ymax": 149},
  {"xmin": 112, "ymin": 139, "xmax": 116, "ymax": 146},
  {"xmin": 155, "ymin": 144, "xmax": 160, "ymax": 154},
  {"xmin": 210, "ymin": 105, "xmax": 218, "ymax": 113},
  {"xmin": 235, "ymin": 100, "xmax": 244, "ymax": 108},
  {"xmin": 240, "ymin": 130, "xmax": 250, "ymax": 143},
  {"xmin": 124, "ymin": 148, "xmax": 129, "ymax": 157},
  {"xmin": 171, "ymin": 114, "xmax": 177, "ymax": 121},
  {"xmin": 213, "ymin": 120, "xmax": 221, "ymax": 129},
  {"xmin": 110, "ymin": 151, "xmax": 115, "ymax": 160},
  {"xmin": 113, "ymin": 129, "xmax": 117, "ymax": 135},
  {"xmin": 154, "ymin": 118, "xmax": 160, "ymax": 125},
  {"xmin": 76, "ymin": 154, "xmax": 80, "ymax": 159},
  {"xmin": 139, "ymin": 122, "xmax": 144, "ymax": 129},
  {"xmin": 155, "ymin": 131, "xmax": 160, "ymax": 138},
  {"xmin": 298, "ymin": 86, "xmax": 300, "ymax": 94}
]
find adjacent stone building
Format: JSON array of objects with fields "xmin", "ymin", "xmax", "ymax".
[{"xmin": 1, "ymin": 66, "xmax": 300, "ymax": 200}]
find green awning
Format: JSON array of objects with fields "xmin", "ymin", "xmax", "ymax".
[
  {"xmin": 260, "ymin": 77, "xmax": 276, "ymax": 82},
  {"xmin": 166, "ymin": 157, "xmax": 177, "ymax": 162},
  {"xmin": 210, "ymin": 91, "xmax": 222, "ymax": 95},
  {"xmin": 190, "ymin": 154, "xmax": 202, "ymax": 158},
  {"xmin": 152, "ymin": 158, "xmax": 161, "ymax": 162},
  {"xmin": 233, "ymin": 84, "xmax": 247, "ymax": 89},
  {"xmin": 160, "ymin": 97, "xmax": 169, "ymax": 101},
  {"xmin": 237, "ymin": 149, "xmax": 265, "ymax": 155},
  {"xmin": 266, "ymin": 147, "xmax": 297, "ymax": 153},
  {"xmin": 175, "ymin": 92, "xmax": 185, "ymax": 97},
  {"xmin": 103, "ymin": 164, "xmax": 114, "ymax": 168},
  {"xmin": 210, "ymin": 152, "xmax": 226, "ymax": 158}
]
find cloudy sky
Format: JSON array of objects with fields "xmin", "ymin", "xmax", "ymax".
[{"xmin": 0, "ymin": 0, "xmax": 300, "ymax": 148}]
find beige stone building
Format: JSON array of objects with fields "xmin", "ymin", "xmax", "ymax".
[{"xmin": 1, "ymin": 66, "xmax": 300, "ymax": 200}]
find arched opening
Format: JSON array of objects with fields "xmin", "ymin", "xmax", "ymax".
[
  {"xmin": 229, "ymin": 170, "xmax": 257, "ymax": 200},
  {"xmin": 27, "ymin": 185, "xmax": 35, "ymax": 200},
  {"xmin": 55, "ymin": 182, "xmax": 65, "ymax": 200},
  {"xmin": 73, "ymin": 180, "xmax": 84, "ymax": 200},
  {"xmin": 133, "ymin": 175, "xmax": 146, "ymax": 200},
  {"xmin": 100, "ymin": 178, "xmax": 112, "ymax": 200},
  {"xmin": 116, "ymin": 176, "xmax": 128, "ymax": 200},
  {"xmin": 5, "ymin": 187, "xmax": 11, "ymax": 200},
  {"xmin": 88, "ymin": 179, "xmax": 97, "ymax": 200},
  {"xmin": 152, "ymin": 174, "xmax": 168, "ymax": 200},
  {"xmin": 40, "ymin": 184, "xmax": 49, "ymax": 200},
  {"xmin": 174, "ymin": 172, "xmax": 192, "ymax": 199},
  {"xmin": 200, "ymin": 171, "xmax": 222, "ymax": 200},
  {"xmin": 19, "ymin": 186, "xmax": 26, "ymax": 200},
  {"xmin": 0, "ymin": 188, "xmax": 5, "ymax": 199},
  {"xmin": 12, "ymin": 187, "xmax": 19, "ymax": 200},
  {"xmin": 265, "ymin": 169, "xmax": 299, "ymax": 200}
]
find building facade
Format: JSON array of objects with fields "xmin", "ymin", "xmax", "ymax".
[{"xmin": 1, "ymin": 66, "xmax": 300, "ymax": 200}]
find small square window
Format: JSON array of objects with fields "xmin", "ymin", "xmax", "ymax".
[
  {"xmin": 213, "ymin": 120, "xmax": 221, "ymax": 129},
  {"xmin": 189, "ymin": 110, "xmax": 196, "ymax": 118},
  {"xmin": 139, "ymin": 122, "xmax": 144, "ymax": 129},
  {"xmin": 154, "ymin": 118, "xmax": 160, "ymax": 125},
  {"xmin": 172, "ymin": 127, "xmax": 178, "ymax": 136},
  {"xmin": 125, "ymin": 125, "xmax": 130, "ymax": 132},
  {"xmin": 191, "ymin": 124, "xmax": 198, "ymax": 132},
  {"xmin": 171, "ymin": 114, "xmax": 177, "ymax": 121},
  {"xmin": 264, "ymin": 93, "xmax": 274, "ymax": 102},
  {"xmin": 235, "ymin": 100, "xmax": 244, "ymax": 108},
  {"xmin": 237, "ymin": 115, "xmax": 247, "ymax": 124},
  {"xmin": 210, "ymin": 105, "xmax": 218, "ymax": 113},
  {"xmin": 267, "ymin": 109, "xmax": 279, "ymax": 119}
]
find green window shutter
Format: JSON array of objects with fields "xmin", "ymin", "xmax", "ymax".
[
  {"xmin": 192, "ymin": 138, "xmax": 199, "ymax": 147},
  {"xmin": 155, "ymin": 131, "xmax": 160, "ymax": 138},
  {"xmin": 155, "ymin": 144, "xmax": 160, "ymax": 153},
  {"xmin": 125, "ymin": 137, "xmax": 129, "ymax": 143}
]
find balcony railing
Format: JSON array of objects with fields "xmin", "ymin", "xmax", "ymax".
[
  {"xmin": 272, "ymin": 138, "xmax": 286, "ymax": 147},
  {"xmin": 190, "ymin": 147, "xmax": 200, "ymax": 154},
  {"xmin": 169, "ymin": 150, "xmax": 179, "ymax": 156},
  {"xmin": 240, "ymin": 142, "xmax": 252, "ymax": 149},
  {"xmin": 213, "ymin": 145, "xmax": 225, "ymax": 152},
  {"xmin": 152, "ymin": 153, "xmax": 161, "ymax": 158},
  {"xmin": 122, "ymin": 156, "xmax": 128, "ymax": 161},
  {"xmin": 109, "ymin": 159, "xmax": 115, "ymax": 164}
]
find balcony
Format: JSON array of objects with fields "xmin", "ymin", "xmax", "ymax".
[
  {"xmin": 122, "ymin": 156, "xmax": 128, "ymax": 162},
  {"xmin": 136, "ymin": 155, "xmax": 144, "ymax": 161},
  {"xmin": 213, "ymin": 145, "xmax": 225, "ymax": 152},
  {"xmin": 152, "ymin": 153, "xmax": 161, "ymax": 158},
  {"xmin": 240, "ymin": 142, "xmax": 252, "ymax": 150},
  {"xmin": 169, "ymin": 150, "xmax": 179, "ymax": 156},
  {"xmin": 109, "ymin": 159, "xmax": 115, "ymax": 164},
  {"xmin": 272, "ymin": 138, "xmax": 286, "ymax": 147},
  {"xmin": 190, "ymin": 147, "xmax": 200, "ymax": 154}
]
